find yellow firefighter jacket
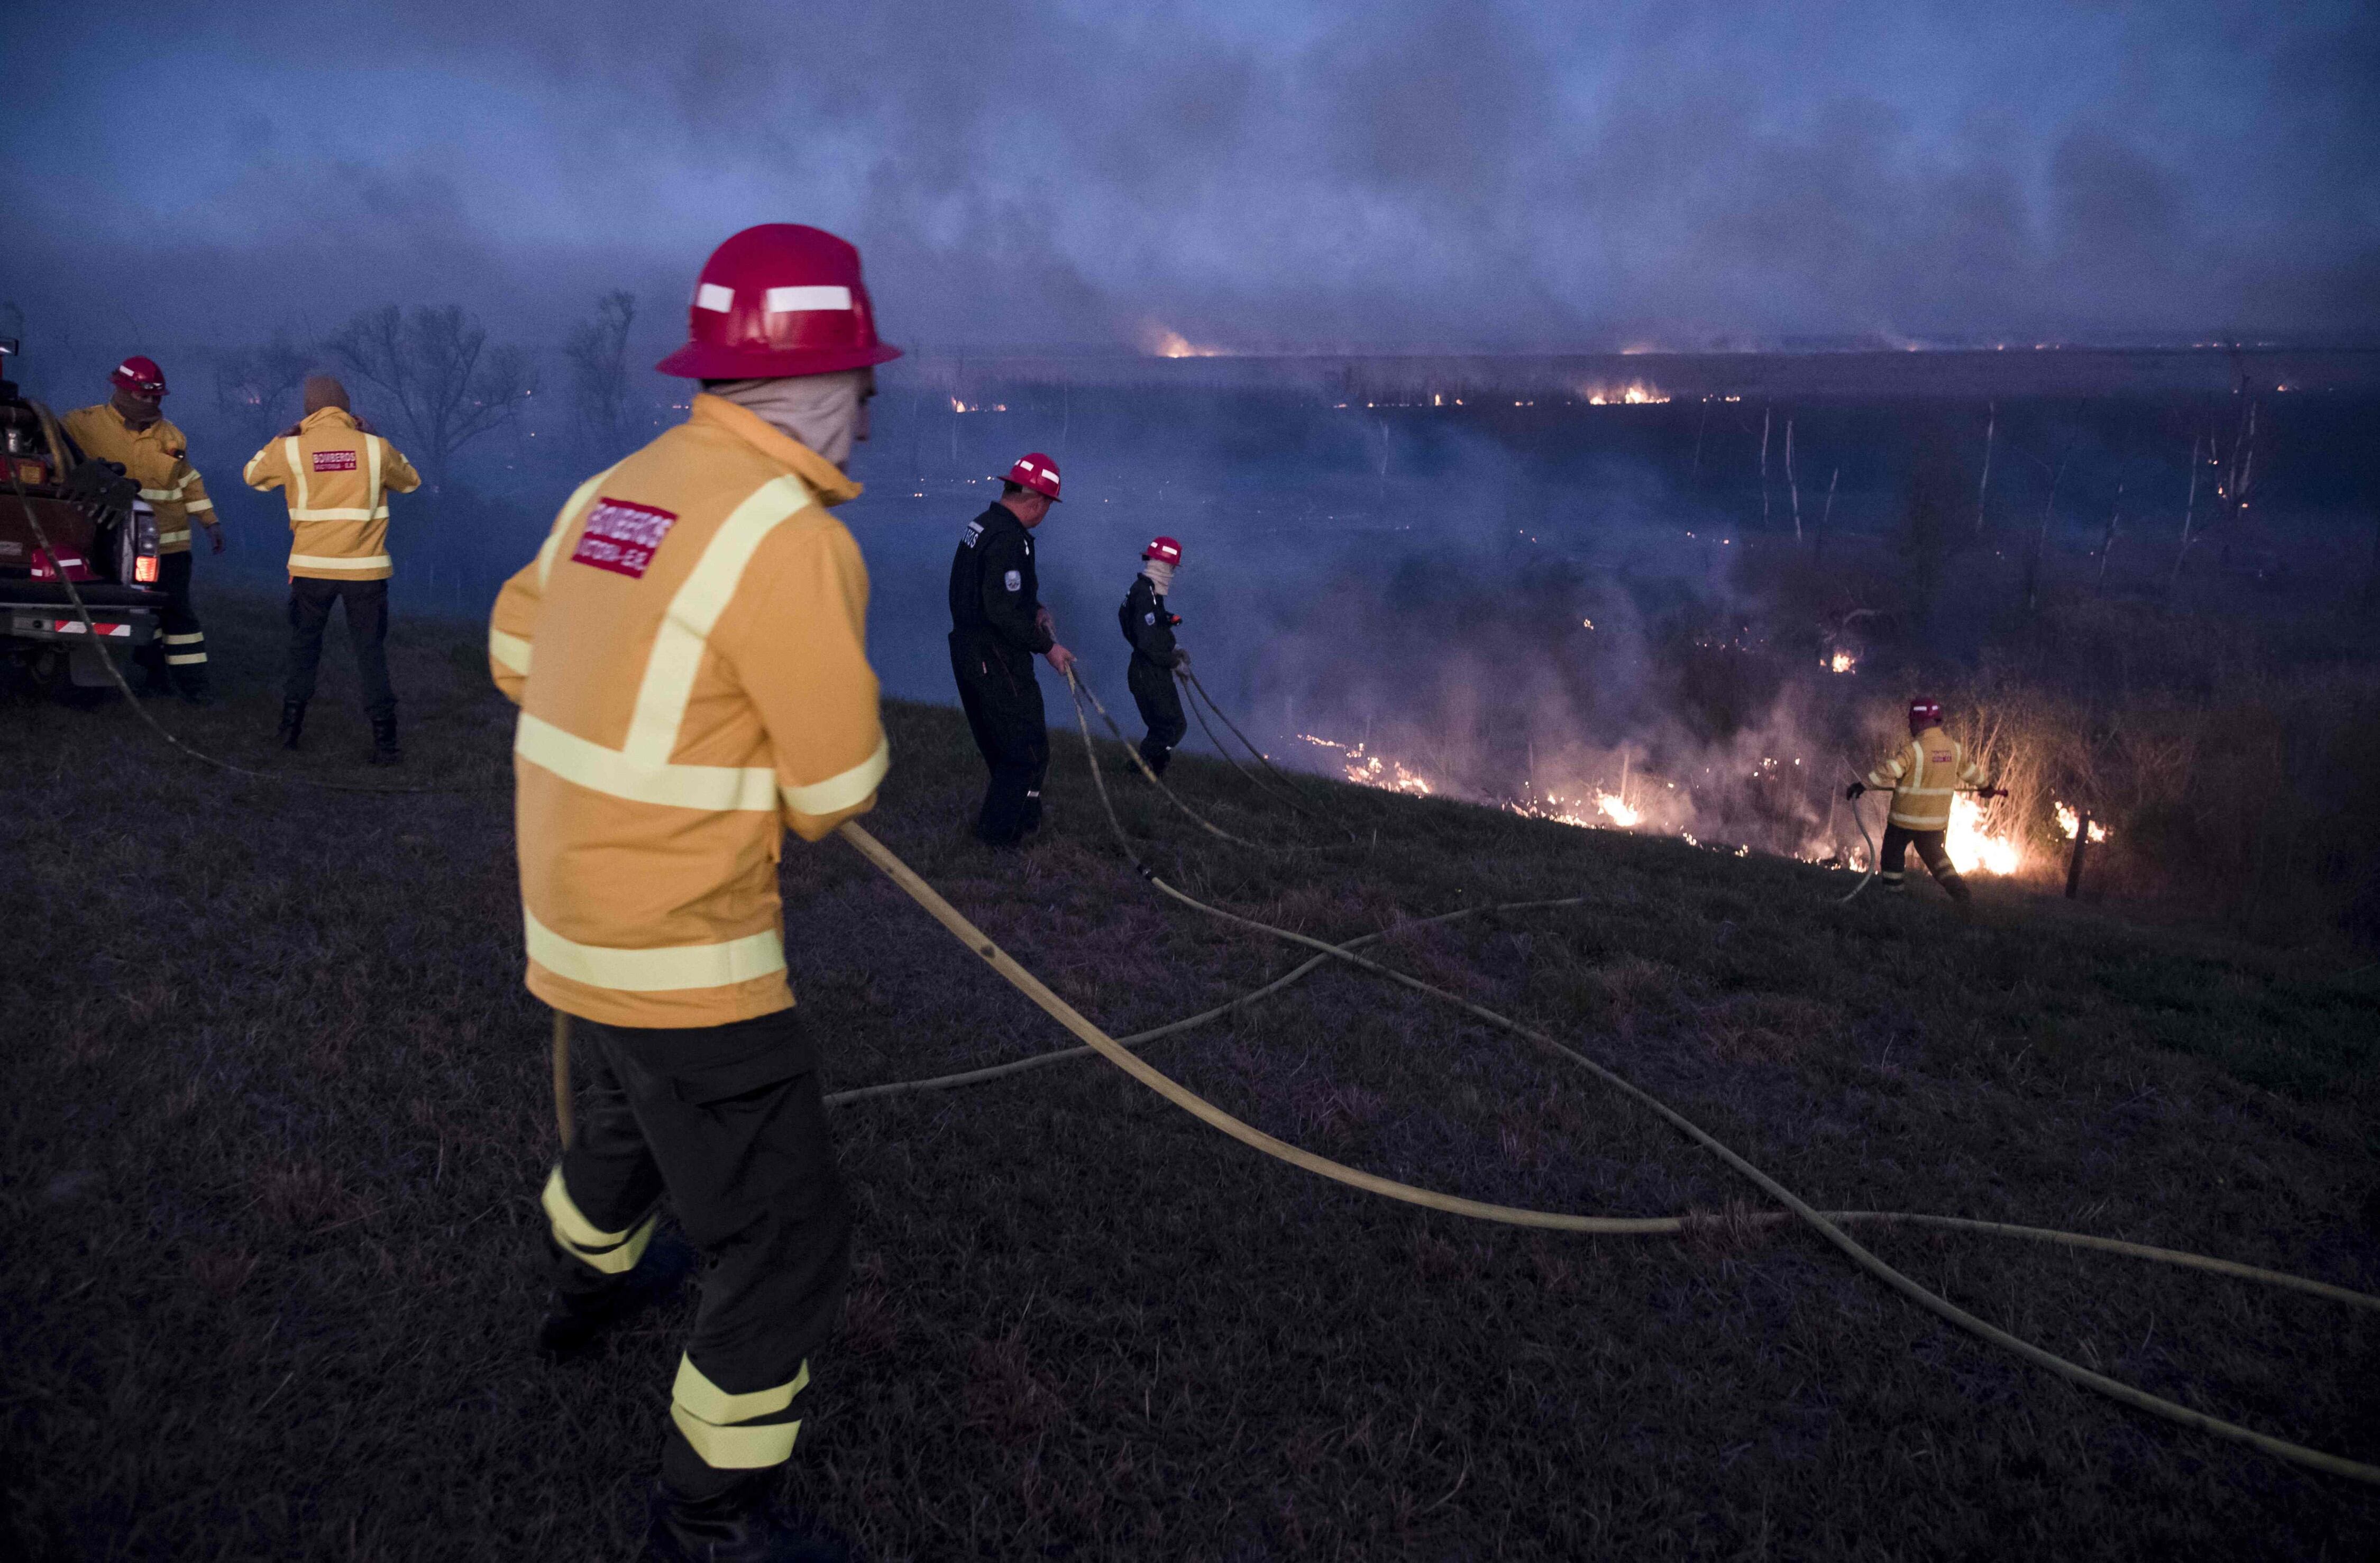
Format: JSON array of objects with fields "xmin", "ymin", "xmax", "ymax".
[
  {"xmin": 488, "ymin": 394, "xmax": 889, "ymax": 1029},
  {"xmin": 1866, "ymin": 725, "xmax": 1989, "ymax": 831},
  {"xmin": 60, "ymin": 404, "xmax": 216, "ymax": 554},
  {"xmin": 241, "ymin": 408, "xmax": 422, "ymax": 581}
]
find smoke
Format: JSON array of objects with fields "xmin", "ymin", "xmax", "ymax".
[{"xmin": 6, "ymin": 0, "xmax": 2378, "ymax": 350}]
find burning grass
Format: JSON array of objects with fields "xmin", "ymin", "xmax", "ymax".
[{"xmin": 3, "ymin": 591, "xmax": 2378, "ymax": 1559}]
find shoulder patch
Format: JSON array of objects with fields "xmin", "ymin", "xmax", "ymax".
[
  {"xmin": 1004, "ymin": 569, "xmax": 1022, "ymax": 592},
  {"xmin": 963, "ymin": 520, "xmax": 984, "ymax": 547},
  {"xmin": 571, "ymin": 497, "xmax": 679, "ymax": 580},
  {"xmin": 1144, "ymin": 611, "xmax": 1156, "ymax": 624}
]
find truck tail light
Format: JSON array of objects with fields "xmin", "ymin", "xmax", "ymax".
[{"xmin": 135, "ymin": 554, "xmax": 160, "ymax": 583}]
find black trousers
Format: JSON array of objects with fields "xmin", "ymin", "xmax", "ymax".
[
  {"xmin": 1880, "ymin": 824, "xmax": 1970, "ymax": 900},
  {"xmin": 949, "ymin": 631, "xmax": 1048, "ymax": 843},
  {"xmin": 285, "ymin": 577, "xmax": 393, "ymax": 719},
  {"xmin": 550, "ymin": 1008, "xmax": 852, "ymax": 1496},
  {"xmin": 132, "ymin": 550, "xmax": 209, "ymax": 693},
  {"xmin": 1128, "ymin": 657, "xmax": 1186, "ymax": 775}
]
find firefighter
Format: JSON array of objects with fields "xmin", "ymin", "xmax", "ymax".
[
  {"xmin": 60, "ymin": 357, "xmax": 221, "ymax": 702},
  {"xmin": 488, "ymin": 223, "xmax": 894, "ymax": 1563},
  {"xmin": 1116, "ymin": 535, "xmax": 1187, "ymax": 775},
  {"xmin": 1845, "ymin": 696, "xmax": 2004, "ymax": 903},
  {"xmin": 948, "ymin": 451, "xmax": 1075, "ymax": 844},
  {"xmin": 241, "ymin": 376, "xmax": 422, "ymax": 763}
]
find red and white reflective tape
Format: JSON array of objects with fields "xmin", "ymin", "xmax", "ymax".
[{"xmin": 52, "ymin": 619, "xmax": 132, "ymax": 637}]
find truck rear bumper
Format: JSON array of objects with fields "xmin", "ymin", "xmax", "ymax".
[{"xmin": 4, "ymin": 606, "xmax": 160, "ymax": 647}]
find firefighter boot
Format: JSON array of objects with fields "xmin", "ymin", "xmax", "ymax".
[
  {"xmin": 536, "ymin": 1232, "xmax": 697, "ymax": 1364},
  {"xmin": 368, "ymin": 713, "xmax": 402, "ymax": 767},
  {"xmin": 277, "ymin": 699, "xmax": 307, "ymax": 751},
  {"xmin": 644, "ymin": 1474, "xmax": 855, "ymax": 1563}
]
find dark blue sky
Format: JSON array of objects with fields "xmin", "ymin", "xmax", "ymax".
[{"xmin": 6, "ymin": 0, "xmax": 2376, "ymax": 351}]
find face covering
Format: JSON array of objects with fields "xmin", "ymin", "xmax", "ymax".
[
  {"xmin": 709, "ymin": 369, "xmax": 871, "ymax": 469},
  {"xmin": 1142, "ymin": 559, "xmax": 1176, "ymax": 595}
]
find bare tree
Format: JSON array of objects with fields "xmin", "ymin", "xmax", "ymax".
[
  {"xmin": 2168, "ymin": 434, "xmax": 2203, "ymax": 598},
  {"xmin": 322, "ymin": 304, "xmax": 536, "ymax": 491},
  {"xmin": 563, "ymin": 291, "xmax": 637, "ymax": 460},
  {"xmin": 213, "ymin": 334, "xmax": 314, "ymax": 453},
  {"xmin": 2095, "ymin": 480, "xmax": 2124, "ymax": 592},
  {"xmin": 1975, "ymin": 401, "xmax": 1996, "ymax": 535}
]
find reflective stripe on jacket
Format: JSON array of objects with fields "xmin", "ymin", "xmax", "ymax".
[
  {"xmin": 242, "ymin": 408, "xmax": 422, "ymax": 580},
  {"xmin": 60, "ymin": 405, "xmax": 215, "ymax": 555},
  {"xmin": 488, "ymin": 394, "xmax": 888, "ymax": 1030},
  {"xmin": 1866, "ymin": 725, "xmax": 1988, "ymax": 831}
]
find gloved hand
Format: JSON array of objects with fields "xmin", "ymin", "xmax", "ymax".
[
  {"xmin": 1976, "ymin": 785, "xmax": 2006, "ymax": 800},
  {"xmin": 1045, "ymin": 643, "xmax": 1076, "ymax": 677},
  {"xmin": 207, "ymin": 522, "xmax": 226, "ymax": 555},
  {"xmin": 1843, "ymin": 782, "xmax": 1866, "ymax": 801},
  {"xmin": 1173, "ymin": 648, "xmax": 1191, "ymax": 670}
]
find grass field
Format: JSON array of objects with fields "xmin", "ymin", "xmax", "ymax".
[{"xmin": 4, "ymin": 589, "xmax": 2378, "ymax": 1561}]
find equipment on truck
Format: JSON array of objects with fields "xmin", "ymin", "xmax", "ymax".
[{"xmin": 0, "ymin": 339, "xmax": 166, "ymax": 696}]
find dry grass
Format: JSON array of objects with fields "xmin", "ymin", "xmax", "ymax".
[{"xmin": 3, "ymin": 590, "xmax": 2378, "ymax": 1560}]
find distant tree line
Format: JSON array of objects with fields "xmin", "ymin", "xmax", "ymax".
[{"xmin": 210, "ymin": 292, "xmax": 646, "ymax": 488}]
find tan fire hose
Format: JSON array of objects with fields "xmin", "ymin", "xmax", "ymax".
[
  {"xmin": 1070, "ymin": 669, "xmax": 1309, "ymax": 853},
  {"xmin": 821, "ymin": 673, "xmax": 2378, "ymax": 1486},
  {"xmin": 1175, "ymin": 665, "xmax": 1350, "ymax": 834},
  {"xmin": 552, "ymin": 1012, "xmax": 574, "ymax": 1150}
]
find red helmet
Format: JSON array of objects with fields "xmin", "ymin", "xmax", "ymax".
[
  {"xmin": 1908, "ymin": 696, "xmax": 1943, "ymax": 732},
  {"xmin": 1003, "ymin": 451, "xmax": 1062, "ymax": 502},
  {"xmin": 111, "ymin": 355, "xmax": 168, "ymax": 397},
  {"xmin": 1143, "ymin": 536, "xmax": 1181, "ymax": 565},
  {"xmin": 656, "ymin": 224, "xmax": 902, "ymax": 380}
]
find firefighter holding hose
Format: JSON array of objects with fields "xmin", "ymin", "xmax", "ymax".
[
  {"xmin": 61, "ymin": 357, "xmax": 221, "ymax": 702},
  {"xmin": 1117, "ymin": 535, "xmax": 1188, "ymax": 775},
  {"xmin": 948, "ymin": 451, "xmax": 1075, "ymax": 844},
  {"xmin": 1846, "ymin": 696, "xmax": 2003, "ymax": 904},
  {"xmin": 489, "ymin": 224, "xmax": 893, "ymax": 1562}
]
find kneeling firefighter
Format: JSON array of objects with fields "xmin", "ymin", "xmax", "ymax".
[
  {"xmin": 1845, "ymin": 696, "xmax": 2003, "ymax": 903},
  {"xmin": 948, "ymin": 452, "xmax": 1076, "ymax": 844},
  {"xmin": 1117, "ymin": 535, "xmax": 1187, "ymax": 775},
  {"xmin": 489, "ymin": 223, "xmax": 896, "ymax": 1562}
]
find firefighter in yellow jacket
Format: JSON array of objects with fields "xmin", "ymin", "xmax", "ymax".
[
  {"xmin": 61, "ymin": 356, "xmax": 221, "ymax": 702},
  {"xmin": 1845, "ymin": 696, "xmax": 2003, "ymax": 903},
  {"xmin": 242, "ymin": 376, "xmax": 423, "ymax": 763},
  {"xmin": 488, "ymin": 225, "xmax": 895, "ymax": 1563}
]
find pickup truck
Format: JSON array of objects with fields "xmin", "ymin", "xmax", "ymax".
[{"xmin": 0, "ymin": 337, "xmax": 165, "ymax": 696}]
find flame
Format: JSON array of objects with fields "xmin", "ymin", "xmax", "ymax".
[
  {"xmin": 1143, "ymin": 324, "xmax": 1223, "ymax": 359},
  {"xmin": 1596, "ymin": 792, "xmax": 1641, "ymax": 827},
  {"xmin": 1580, "ymin": 381, "xmax": 1670, "ymax": 405},
  {"xmin": 1299, "ymin": 735, "xmax": 1432, "ymax": 795},
  {"xmin": 1828, "ymin": 650, "xmax": 1856, "ymax": 674},
  {"xmin": 2054, "ymin": 802, "xmax": 2109, "ymax": 843},
  {"xmin": 1945, "ymin": 793, "xmax": 2022, "ymax": 876}
]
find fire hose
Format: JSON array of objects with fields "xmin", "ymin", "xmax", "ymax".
[
  {"xmin": 1176, "ymin": 664, "xmax": 1351, "ymax": 834},
  {"xmin": 4, "ymin": 465, "xmax": 502, "ymax": 797},
  {"xmin": 24, "ymin": 447, "xmax": 2367, "ymax": 1479},
  {"xmin": 800, "ymin": 667, "xmax": 2378, "ymax": 1486}
]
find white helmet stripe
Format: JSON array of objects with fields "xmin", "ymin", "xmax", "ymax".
[
  {"xmin": 764, "ymin": 285, "xmax": 853, "ymax": 313},
  {"xmin": 695, "ymin": 283, "xmax": 735, "ymax": 313}
]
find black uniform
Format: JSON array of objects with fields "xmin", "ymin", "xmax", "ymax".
[
  {"xmin": 285, "ymin": 577, "xmax": 396, "ymax": 721},
  {"xmin": 1117, "ymin": 572, "xmax": 1186, "ymax": 775},
  {"xmin": 949, "ymin": 503, "xmax": 1053, "ymax": 843}
]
